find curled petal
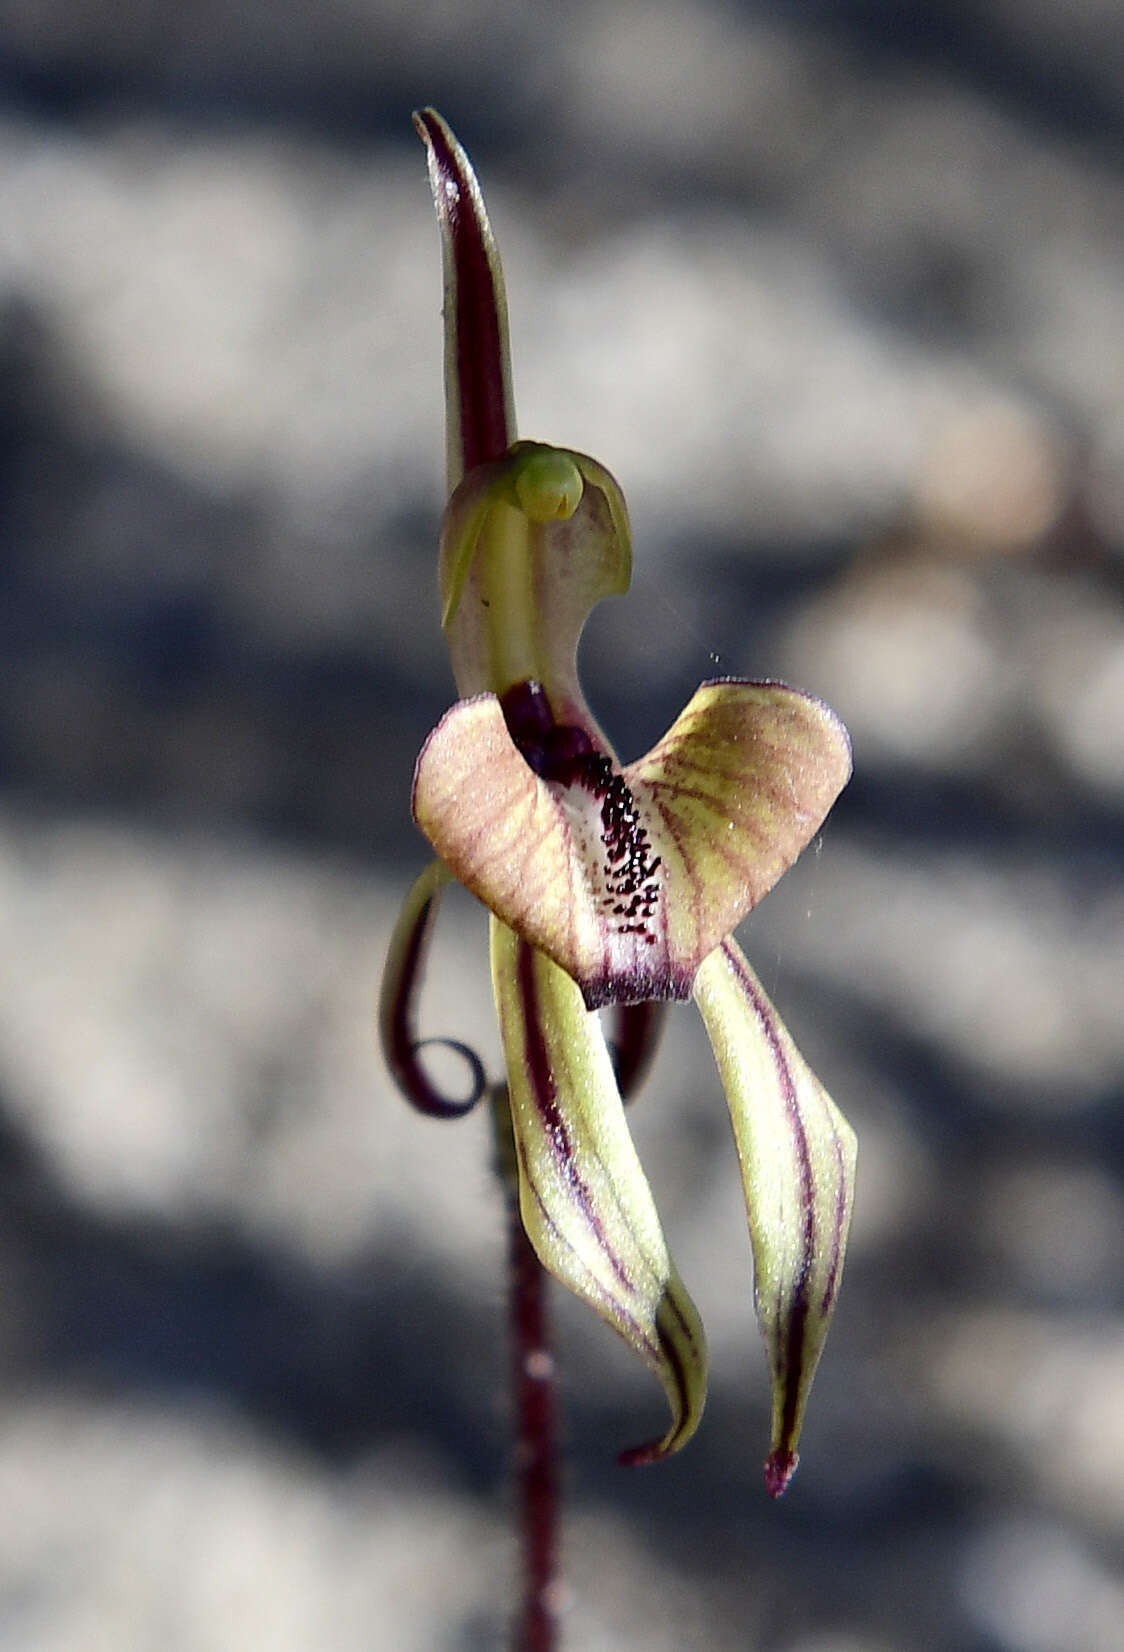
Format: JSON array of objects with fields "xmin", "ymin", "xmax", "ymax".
[
  {"xmin": 413, "ymin": 680, "xmax": 851, "ymax": 1009},
  {"xmin": 491, "ymin": 919, "xmax": 707, "ymax": 1463},
  {"xmin": 378, "ymin": 859, "xmax": 486, "ymax": 1118},
  {"xmin": 693, "ymin": 939, "xmax": 856, "ymax": 1496}
]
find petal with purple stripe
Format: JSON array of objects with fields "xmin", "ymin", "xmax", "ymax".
[
  {"xmin": 693, "ymin": 938, "xmax": 856, "ymax": 1495},
  {"xmin": 491, "ymin": 919, "xmax": 707, "ymax": 1463}
]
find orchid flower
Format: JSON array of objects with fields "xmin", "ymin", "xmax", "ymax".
[{"xmin": 380, "ymin": 110, "xmax": 856, "ymax": 1496}]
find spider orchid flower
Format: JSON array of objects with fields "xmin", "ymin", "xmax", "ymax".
[{"xmin": 380, "ymin": 109, "xmax": 856, "ymax": 1496}]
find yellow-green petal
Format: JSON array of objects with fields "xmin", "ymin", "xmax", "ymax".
[
  {"xmin": 491, "ymin": 919, "xmax": 707, "ymax": 1464},
  {"xmin": 693, "ymin": 938, "xmax": 856, "ymax": 1495}
]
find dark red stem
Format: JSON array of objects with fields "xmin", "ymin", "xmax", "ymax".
[
  {"xmin": 609, "ymin": 1000, "xmax": 668, "ymax": 1101},
  {"xmin": 505, "ymin": 1162, "xmax": 560, "ymax": 1651}
]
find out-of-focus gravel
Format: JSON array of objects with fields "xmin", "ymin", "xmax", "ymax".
[{"xmin": 1, "ymin": 3, "xmax": 1123, "ymax": 1648}]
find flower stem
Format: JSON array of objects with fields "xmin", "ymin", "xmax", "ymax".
[{"xmin": 493, "ymin": 1085, "xmax": 561, "ymax": 1652}]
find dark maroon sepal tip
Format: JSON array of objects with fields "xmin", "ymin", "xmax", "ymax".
[
  {"xmin": 617, "ymin": 1435, "xmax": 670, "ymax": 1469},
  {"xmin": 764, "ymin": 1447, "xmax": 798, "ymax": 1499}
]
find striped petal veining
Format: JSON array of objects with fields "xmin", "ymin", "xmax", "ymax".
[
  {"xmin": 693, "ymin": 938, "xmax": 857, "ymax": 1496},
  {"xmin": 491, "ymin": 917, "xmax": 708, "ymax": 1464}
]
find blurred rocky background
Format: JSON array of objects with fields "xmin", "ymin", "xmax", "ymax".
[{"xmin": 1, "ymin": 1, "xmax": 1123, "ymax": 1647}]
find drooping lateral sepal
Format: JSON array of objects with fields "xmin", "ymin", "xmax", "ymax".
[
  {"xmin": 692, "ymin": 939, "xmax": 856, "ymax": 1496},
  {"xmin": 439, "ymin": 441, "xmax": 632, "ymax": 709},
  {"xmin": 491, "ymin": 919, "xmax": 707, "ymax": 1463},
  {"xmin": 413, "ymin": 680, "xmax": 851, "ymax": 1010}
]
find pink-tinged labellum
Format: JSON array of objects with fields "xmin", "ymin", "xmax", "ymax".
[
  {"xmin": 491, "ymin": 919, "xmax": 707, "ymax": 1463},
  {"xmin": 413, "ymin": 679, "xmax": 852, "ymax": 1011},
  {"xmin": 693, "ymin": 939, "xmax": 856, "ymax": 1495}
]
